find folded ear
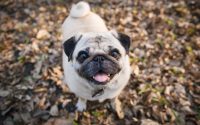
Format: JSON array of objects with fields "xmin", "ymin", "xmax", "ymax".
[
  {"xmin": 110, "ymin": 30, "xmax": 131, "ymax": 54},
  {"xmin": 63, "ymin": 37, "xmax": 77, "ymax": 61},
  {"xmin": 117, "ymin": 33, "xmax": 131, "ymax": 54}
]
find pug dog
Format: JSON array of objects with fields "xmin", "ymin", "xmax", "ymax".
[{"xmin": 62, "ymin": 1, "xmax": 131, "ymax": 118}]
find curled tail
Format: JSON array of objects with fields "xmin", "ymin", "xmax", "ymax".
[{"xmin": 69, "ymin": 1, "xmax": 90, "ymax": 18}]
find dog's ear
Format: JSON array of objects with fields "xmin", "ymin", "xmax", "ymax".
[
  {"xmin": 111, "ymin": 30, "xmax": 131, "ymax": 54},
  {"xmin": 117, "ymin": 33, "xmax": 131, "ymax": 54},
  {"xmin": 63, "ymin": 37, "xmax": 76, "ymax": 61},
  {"xmin": 63, "ymin": 35, "xmax": 82, "ymax": 61}
]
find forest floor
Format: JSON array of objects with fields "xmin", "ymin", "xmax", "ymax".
[{"xmin": 0, "ymin": 0, "xmax": 200, "ymax": 125}]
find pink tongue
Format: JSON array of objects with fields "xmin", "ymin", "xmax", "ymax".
[{"xmin": 93, "ymin": 74, "xmax": 110, "ymax": 83}]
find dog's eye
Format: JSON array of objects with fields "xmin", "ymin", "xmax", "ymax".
[
  {"xmin": 77, "ymin": 51, "xmax": 89, "ymax": 63},
  {"xmin": 110, "ymin": 49, "xmax": 120, "ymax": 59}
]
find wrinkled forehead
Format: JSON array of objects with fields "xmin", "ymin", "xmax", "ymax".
[
  {"xmin": 80, "ymin": 36, "xmax": 113, "ymax": 53},
  {"xmin": 75, "ymin": 33, "xmax": 123, "ymax": 54}
]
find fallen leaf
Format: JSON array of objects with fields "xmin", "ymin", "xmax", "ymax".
[
  {"xmin": 50, "ymin": 105, "xmax": 59, "ymax": 116},
  {"xmin": 43, "ymin": 118, "xmax": 74, "ymax": 125},
  {"xmin": 36, "ymin": 29, "xmax": 50, "ymax": 40}
]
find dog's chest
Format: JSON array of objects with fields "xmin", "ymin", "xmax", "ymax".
[{"xmin": 79, "ymin": 83, "xmax": 121, "ymax": 101}]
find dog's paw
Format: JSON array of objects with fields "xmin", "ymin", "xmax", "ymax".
[{"xmin": 76, "ymin": 98, "xmax": 87, "ymax": 111}]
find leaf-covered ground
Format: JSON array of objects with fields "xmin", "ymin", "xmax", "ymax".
[{"xmin": 0, "ymin": 0, "xmax": 199, "ymax": 125}]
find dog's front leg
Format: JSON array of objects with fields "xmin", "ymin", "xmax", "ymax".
[
  {"xmin": 111, "ymin": 97, "xmax": 124, "ymax": 119},
  {"xmin": 76, "ymin": 97, "xmax": 87, "ymax": 111}
]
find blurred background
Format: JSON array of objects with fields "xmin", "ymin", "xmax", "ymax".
[{"xmin": 0, "ymin": 0, "xmax": 199, "ymax": 125}]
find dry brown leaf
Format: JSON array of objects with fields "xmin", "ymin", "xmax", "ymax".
[
  {"xmin": 49, "ymin": 105, "xmax": 59, "ymax": 116},
  {"xmin": 43, "ymin": 118, "xmax": 73, "ymax": 125},
  {"xmin": 140, "ymin": 119, "xmax": 160, "ymax": 125},
  {"xmin": 36, "ymin": 29, "xmax": 50, "ymax": 40}
]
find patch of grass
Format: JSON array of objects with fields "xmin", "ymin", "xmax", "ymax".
[
  {"xmin": 139, "ymin": 57, "xmax": 147, "ymax": 63},
  {"xmin": 186, "ymin": 45, "xmax": 193, "ymax": 53},
  {"xmin": 139, "ymin": 84, "xmax": 163, "ymax": 95},
  {"xmin": 164, "ymin": 18, "xmax": 175, "ymax": 27},
  {"xmin": 171, "ymin": 32, "xmax": 177, "ymax": 40},
  {"xmin": 155, "ymin": 38, "xmax": 164, "ymax": 48},
  {"xmin": 187, "ymin": 27, "xmax": 196, "ymax": 35},
  {"xmin": 73, "ymin": 120, "xmax": 79, "ymax": 125},
  {"xmin": 138, "ymin": 84, "xmax": 152, "ymax": 94},
  {"xmin": 139, "ymin": 83, "xmax": 168, "ymax": 106},
  {"xmin": 164, "ymin": 29, "xmax": 169, "ymax": 36},
  {"xmin": 163, "ymin": 29, "xmax": 177, "ymax": 40},
  {"xmin": 91, "ymin": 111, "xmax": 103, "ymax": 117},
  {"xmin": 17, "ymin": 56, "xmax": 26, "ymax": 63},
  {"xmin": 24, "ymin": 37, "xmax": 30, "ymax": 44},
  {"xmin": 152, "ymin": 96, "xmax": 169, "ymax": 106},
  {"xmin": 172, "ymin": 109, "xmax": 182, "ymax": 125},
  {"xmin": 130, "ymin": 57, "xmax": 139, "ymax": 63},
  {"xmin": 169, "ymin": 67, "xmax": 184, "ymax": 76}
]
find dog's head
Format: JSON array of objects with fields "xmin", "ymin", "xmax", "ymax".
[{"xmin": 63, "ymin": 31, "xmax": 130, "ymax": 85}]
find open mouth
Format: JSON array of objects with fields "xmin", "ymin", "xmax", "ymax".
[{"xmin": 91, "ymin": 72, "xmax": 113, "ymax": 84}]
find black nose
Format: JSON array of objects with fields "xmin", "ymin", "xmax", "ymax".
[{"xmin": 93, "ymin": 55, "xmax": 105, "ymax": 62}]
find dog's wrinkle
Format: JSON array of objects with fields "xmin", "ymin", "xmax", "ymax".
[{"xmin": 89, "ymin": 36, "xmax": 108, "ymax": 49}]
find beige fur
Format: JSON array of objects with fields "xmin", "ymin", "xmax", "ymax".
[{"xmin": 62, "ymin": 2, "xmax": 131, "ymax": 118}]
